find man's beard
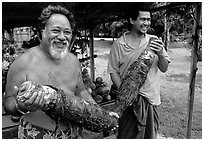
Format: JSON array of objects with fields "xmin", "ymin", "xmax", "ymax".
[{"xmin": 49, "ymin": 40, "xmax": 69, "ymax": 60}]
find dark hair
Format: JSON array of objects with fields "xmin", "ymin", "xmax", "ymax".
[
  {"xmin": 38, "ymin": 5, "xmax": 75, "ymax": 31},
  {"xmin": 126, "ymin": 3, "xmax": 152, "ymax": 20}
]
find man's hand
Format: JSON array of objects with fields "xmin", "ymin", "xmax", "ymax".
[
  {"xmin": 150, "ymin": 38, "xmax": 164, "ymax": 56},
  {"xmin": 16, "ymin": 86, "xmax": 46, "ymax": 113}
]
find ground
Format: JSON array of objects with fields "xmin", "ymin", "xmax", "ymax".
[{"xmin": 92, "ymin": 39, "xmax": 202, "ymax": 139}]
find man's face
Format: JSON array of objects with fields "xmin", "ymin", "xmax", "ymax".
[
  {"xmin": 43, "ymin": 14, "xmax": 72, "ymax": 60},
  {"xmin": 130, "ymin": 11, "xmax": 151, "ymax": 34}
]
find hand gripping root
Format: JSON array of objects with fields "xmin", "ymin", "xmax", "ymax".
[{"xmin": 17, "ymin": 81, "xmax": 118, "ymax": 133}]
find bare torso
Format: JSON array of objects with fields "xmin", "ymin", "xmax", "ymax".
[
  {"xmin": 5, "ymin": 46, "xmax": 84, "ymax": 131},
  {"xmin": 20, "ymin": 46, "xmax": 82, "ymax": 95}
]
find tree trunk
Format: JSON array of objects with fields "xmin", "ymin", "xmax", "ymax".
[
  {"xmin": 88, "ymin": 22, "xmax": 95, "ymax": 82},
  {"xmin": 186, "ymin": 3, "xmax": 201, "ymax": 139}
]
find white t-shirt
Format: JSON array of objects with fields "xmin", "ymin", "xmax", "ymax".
[{"xmin": 108, "ymin": 32, "xmax": 171, "ymax": 106}]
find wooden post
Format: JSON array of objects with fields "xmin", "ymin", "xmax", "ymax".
[
  {"xmin": 186, "ymin": 3, "xmax": 201, "ymax": 139},
  {"xmin": 164, "ymin": 3, "xmax": 168, "ymax": 51},
  {"xmin": 89, "ymin": 22, "xmax": 95, "ymax": 82}
]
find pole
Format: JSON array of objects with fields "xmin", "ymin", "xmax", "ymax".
[
  {"xmin": 164, "ymin": 2, "xmax": 168, "ymax": 51},
  {"xmin": 89, "ymin": 22, "xmax": 95, "ymax": 82},
  {"xmin": 186, "ymin": 3, "xmax": 201, "ymax": 139}
]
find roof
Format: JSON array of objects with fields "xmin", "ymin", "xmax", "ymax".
[
  {"xmin": 2, "ymin": 2, "xmax": 132, "ymax": 29},
  {"xmin": 2, "ymin": 2, "xmax": 76, "ymax": 29},
  {"xmin": 3, "ymin": 2, "xmax": 190, "ymax": 29}
]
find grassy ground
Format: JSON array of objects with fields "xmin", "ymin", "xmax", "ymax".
[
  {"xmin": 157, "ymin": 42, "xmax": 202, "ymax": 139},
  {"xmin": 93, "ymin": 40, "xmax": 202, "ymax": 139}
]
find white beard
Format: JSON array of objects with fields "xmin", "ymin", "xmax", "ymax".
[{"xmin": 49, "ymin": 40, "xmax": 68, "ymax": 60}]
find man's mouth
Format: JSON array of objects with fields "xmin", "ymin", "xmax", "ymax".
[
  {"xmin": 140, "ymin": 26, "xmax": 149, "ymax": 33},
  {"xmin": 142, "ymin": 26, "xmax": 148, "ymax": 30},
  {"xmin": 53, "ymin": 41, "xmax": 67, "ymax": 49}
]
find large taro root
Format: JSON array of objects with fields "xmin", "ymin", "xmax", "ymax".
[
  {"xmin": 17, "ymin": 81, "xmax": 118, "ymax": 133},
  {"xmin": 116, "ymin": 37, "xmax": 157, "ymax": 113}
]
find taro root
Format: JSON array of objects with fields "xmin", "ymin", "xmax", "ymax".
[
  {"xmin": 82, "ymin": 68, "xmax": 96, "ymax": 90},
  {"xmin": 17, "ymin": 81, "xmax": 118, "ymax": 133},
  {"xmin": 93, "ymin": 94, "xmax": 103, "ymax": 104},
  {"xmin": 116, "ymin": 37, "xmax": 157, "ymax": 113},
  {"xmin": 95, "ymin": 77, "xmax": 103, "ymax": 84}
]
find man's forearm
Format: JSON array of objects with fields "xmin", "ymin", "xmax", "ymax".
[
  {"xmin": 110, "ymin": 72, "xmax": 121, "ymax": 90},
  {"xmin": 3, "ymin": 96, "xmax": 22, "ymax": 116},
  {"xmin": 158, "ymin": 54, "xmax": 169, "ymax": 72},
  {"xmin": 79, "ymin": 89, "xmax": 97, "ymax": 104}
]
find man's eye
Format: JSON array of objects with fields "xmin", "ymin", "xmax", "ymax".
[
  {"xmin": 140, "ymin": 18, "xmax": 151, "ymax": 22},
  {"xmin": 51, "ymin": 29, "xmax": 60, "ymax": 33},
  {"xmin": 64, "ymin": 31, "xmax": 72, "ymax": 35}
]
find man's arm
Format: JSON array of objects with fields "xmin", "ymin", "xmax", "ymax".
[
  {"xmin": 150, "ymin": 39, "xmax": 170, "ymax": 72},
  {"xmin": 4, "ymin": 57, "xmax": 45, "ymax": 116},
  {"xmin": 157, "ymin": 53, "xmax": 169, "ymax": 72},
  {"xmin": 4, "ymin": 61, "xmax": 28, "ymax": 116},
  {"xmin": 78, "ymin": 88, "xmax": 97, "ymax": 104},
  {"xmin": 75, "ymin": 61, "xmax": 97, "ymax": 104},
  {"xmin": 108, "ymin": 40, "xmax": 122, "ymax": 90},
  {"xmin": 110, "ymin": 72, "xmax": 122, "ymax": 90}
]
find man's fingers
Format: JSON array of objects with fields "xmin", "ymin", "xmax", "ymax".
[
  {"xmin": 34, "ymin": 91, "xmax": 43, "ymax": 104},
  {"xmin": 150, "ymin": 41, "xmax": 163, "ymax": 53},
  {"xmin": 38, "ymin": 91, "xmax": 46, "ymax": 107},
  {"xmin": 24, "ymin": 92, "xmax": 38, "ymax": 105}
]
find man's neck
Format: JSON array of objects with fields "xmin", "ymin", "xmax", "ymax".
[
  {"xmin": 129, "ymin": 30, "xmax": 145, "ymax": 39},
  {"xmin": 126, "ymin": 31, "xmax": 146, "ymax": 47}
]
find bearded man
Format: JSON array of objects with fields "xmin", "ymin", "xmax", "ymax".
[{"xmin": 3, "ymin": 5, "xmax": 104, "ymax": 139}]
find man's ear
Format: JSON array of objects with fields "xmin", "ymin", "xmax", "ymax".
[
  {"xmin": 129, "ymin": 17, "xmax": 134, "ymax": 25},
  {"xmin": 41, "ymin": 29, "xmax": 46, "ymax": 38}
]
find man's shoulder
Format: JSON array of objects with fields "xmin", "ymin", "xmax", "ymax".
[
  {"xmin": 18, "ymin": 47, "xmax": 35, "ymax": 59},
  {"xmin": 67, "ymin": 52, "xmax": 78, "ymax": 61},
  {"xmin": 115, "ymin": 33, "xmax": 126, "ymax": 43},
  {"xmin": 11, "ymin": 47, "xmax": 38, "ymax": 67},
  {"xmin": 111, "ymin": 34, "xmax": 126, "ymax": 49},
  {"xmin": 146, "ymin": 34, "xmax": 158, "ymax": 39},
  {"xmin": 64, "ymin": 53, "xmax": 81, "ymax": 67}
]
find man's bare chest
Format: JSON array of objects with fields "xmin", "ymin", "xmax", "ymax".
[{"xmin": 27, "ymin": 62, "xmax": 79, "ymax": 92}]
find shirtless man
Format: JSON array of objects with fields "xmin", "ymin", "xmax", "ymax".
[{"xmin": 3, "ymin": 5, "xmax": 116, "ymax": 139}]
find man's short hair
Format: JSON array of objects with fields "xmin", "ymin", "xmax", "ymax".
[
  {"xmin": 38, "ymin": 5, "xmax": 75, "ymax": 31},
  {"xmin": 126, "ymin": 3, "xmax": 152, "ymax": 20}
]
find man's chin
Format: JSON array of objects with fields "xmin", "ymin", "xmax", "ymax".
[
  {"xmin": 49, "ymin": 43, "xmax": 68, "ymax": 60},
  {"xmin": 141, "ymin": 29, "xmax": 148, "ymax": 34}
]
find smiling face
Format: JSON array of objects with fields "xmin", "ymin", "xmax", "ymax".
[
  {"xmin": 130, "ymin": 11, "xmax": 151, "ymax": 35},
  {"xmin": 42, "ymin": 14, "xmax": 72, "ymax": 60}
]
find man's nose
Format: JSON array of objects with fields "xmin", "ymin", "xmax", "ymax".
[
  {"xmin": 143, "ymin": 20, "xmax": 149, "ymax": 25},
  {"xmin": 58, "ymin": 31, "xmax": 66, "ymax": 40}
]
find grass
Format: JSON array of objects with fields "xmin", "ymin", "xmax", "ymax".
[
  {"xmin": 157, "ymin": 42, "xmax": 202, "ymax": 139},
  {"xmin": 158, "ymin": 80, "xmax": 202, "ymax": 139}
]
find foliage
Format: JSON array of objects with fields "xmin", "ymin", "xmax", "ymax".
[{"xmin": 2, "ymin": 39, "xmax": 22, "ymax": 93}]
